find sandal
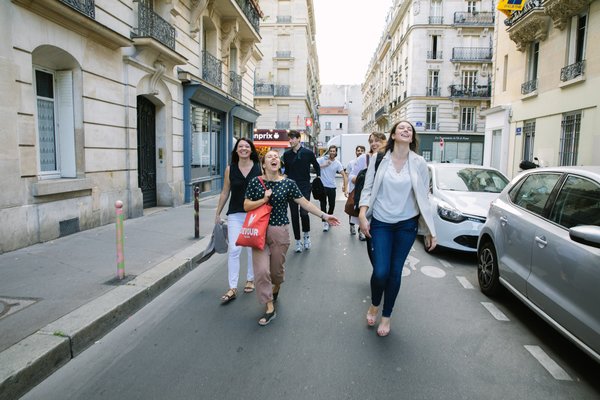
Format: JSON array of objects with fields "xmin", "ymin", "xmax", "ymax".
[
  {"xmin": 258, "ymin": 310, "xmax": 277, "ymax": 326},
  {"xmin": 243, "ymin": 281, "xmax": 255, "ymax": 293},
  {"xmin": 220, "ymin": 288, "xmax": 237, "ymax": 304}
]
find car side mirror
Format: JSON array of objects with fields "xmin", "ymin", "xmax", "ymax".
[{"xmin": 569, "ymin": 225, "xmax": 600, "ymax": 249}]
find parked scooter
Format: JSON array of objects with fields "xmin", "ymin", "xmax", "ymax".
[{"xmin": 519, "ymin": 157, "xmax": 541, "ymax": 170}]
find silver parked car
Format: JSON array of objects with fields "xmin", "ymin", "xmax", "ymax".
[{"xmin": 477, "ymin": 166, "xmax": 600, "ymax": 363}]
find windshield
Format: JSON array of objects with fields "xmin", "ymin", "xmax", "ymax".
[{"xmin": 435, "ymin": 167, "xmax": 509, "ymax": 193}]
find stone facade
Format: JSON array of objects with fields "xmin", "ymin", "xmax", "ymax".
[
  {"xmin": 0, "ymin": 0, "xmax": 262, "ymax": 253},
  {"xmin": 484, "ymin": 0, "xmax": 600, "ymax": 177}
]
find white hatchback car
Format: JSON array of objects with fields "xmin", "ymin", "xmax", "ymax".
[{"xmin": 427, "ymin": 163, "xmax": 509, "ymax": 252}]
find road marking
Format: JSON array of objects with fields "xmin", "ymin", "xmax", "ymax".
[
  {"xmin": 524, "ymin": 345, "xmax": 572, "ymax": 381},
  {"xmin": 440, "ymin": 260, "xmax": 453, "ymax": 269},
  {"xmin": 420, "ymin": 266, "xmax": 446, "ymax": 278},
  {"xmin": 481, "ymin": 302, "xmax": 510, "ymax": 321},
  {"xmin": 405, "ymin": 255, "xmax": 419, "ymax": 270},
  {"xmin": 457, "ymin": 276, "xmax": 474, "ymax": 289}
]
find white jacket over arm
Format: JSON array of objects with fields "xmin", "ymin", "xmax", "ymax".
[{"xmin": 358, "ymin": 150, "xmax": 436, "ymax": 237}]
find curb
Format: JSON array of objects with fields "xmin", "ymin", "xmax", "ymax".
[{"xmin": 0, "ymin": 236, "xmax": 212, "ymax": 400}]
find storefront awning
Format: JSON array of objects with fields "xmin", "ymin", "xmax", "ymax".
[{"xmin": 254, "ymin": 141, "xmax": 290, "ymax": 148}]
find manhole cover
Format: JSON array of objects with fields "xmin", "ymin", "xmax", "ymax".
[{"xmin": 0, "ymin": 297, "xmax": 39, "ymax": 320}]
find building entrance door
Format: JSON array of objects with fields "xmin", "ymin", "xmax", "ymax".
[{"xmin": 137, "ymin": 96, "xmax": 157, "ymax": 208}]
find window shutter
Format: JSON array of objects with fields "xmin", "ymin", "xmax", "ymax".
[{"xmin": 56, "ymin": 71, "xmax": 76, "ymax": 178}]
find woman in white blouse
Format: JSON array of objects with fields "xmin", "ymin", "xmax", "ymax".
[{"xmin": 358, "ymin": 120, "xmax": 437, "ymax": 337}]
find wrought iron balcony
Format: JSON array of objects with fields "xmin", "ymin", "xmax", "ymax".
[
  {"xmin": 235, "ymin": 0, "xmax": 261, "ymax": 33},
  {"xmin": 277, "ymin": 15, "xmax": 292, "ymax": 23},
  {"xmin": 504, "ymin": 0, "xmax": 543, "ymax": 27},
  {"xmin": 59, "ymin": 0, "xmax": 95, "ymax": 18},
  {"xmin": 560, "ymin": 60, "xmax": 585, "ymax": 82},
  {"xmin": 459, "ymin": 123, "xmax": 477, "ymax": 132},
  {"xmin": 449, "ymin": 85, "xmax": 491, "ymax": 98},
  {"xmin": 202, "ymin": 51, "xmax": 223, "ymax": 88},
  {"xmin": 429, "ymin": 16, "xmax": 443, "ymax": 24},
  {"xmin": 275, "ymin": 51, "xmax": 292, "ymax": 58},
  {"xmin": 451, "ymin": 47, "xmax": 492, "ymax": 62},
  {"xmin": 454, "ymin": 12, "xmax": 494, "ymax": 26},
  {"xmin": 254, "ymin": 83, "xmax": 274, "ymax": 96},
  {"xmin": 521, "ymin": 78, "xmax": 538, "ymax": 94},
  {"xmin": 274, "ymin": 85, "xmax": 290, "ymax": 96},
  {"xmin": 230, "ymin": 71, "xmax": 242, "ymax": 99},
  {"xmin": 427, "ymin": 51, "xmax": 443, "ymax": 60},
  {"xmin": 133, "ymin": 2, "xmax": 176, "ymax": 50},
  {"xmin": 426, "ymin": 87, "xmax": 441, "ymax": 96},
  {"xmin": 425, "ymin": 122, "xmax": 439, "ymax": 131},
  {"xmin": 375, "ymin": 106, "xmax": 388, "ymax": 121},
  {"xmin": 504, "ymin": 0, "xmax": 549, "ymax": 51},
  {"xmin": 275, "ymin": 121, "xmax": 291, "ymax": 129}
]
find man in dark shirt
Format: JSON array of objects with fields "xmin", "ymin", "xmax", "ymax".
[{"xmin": 282, "ymin": 130, "xmax": 321, "ymax": 253}]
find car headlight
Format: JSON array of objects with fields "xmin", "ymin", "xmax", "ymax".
[{"xmin": 437, "ymin": 201, "xmax": 466, "ymax": 223}]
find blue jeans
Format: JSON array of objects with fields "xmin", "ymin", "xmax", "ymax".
[{"xmin": 370, "ymin": 216, "xmax": 418, "ymax": 318}]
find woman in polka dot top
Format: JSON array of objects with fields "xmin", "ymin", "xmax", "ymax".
[{"xmin": 244, "ymin": 150, "xmax": 340, "ymax": 326}]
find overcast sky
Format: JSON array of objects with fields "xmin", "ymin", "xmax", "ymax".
[{"xmin": 313, "ymin": 0, "xmax": 393, "ymax": 85}]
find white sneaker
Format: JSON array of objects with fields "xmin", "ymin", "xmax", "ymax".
[
  {"xmin": 358, "ymin": 230, "xmax": 366, "ymax": 241},
  {"xmin": 295, "ymin": 240, "xmax": 303, "ymax": 253},
  {"xmin": 323, "ymin": 222, "xmax": 329, "ymax": 232},
  {"xmin": 350, "ymin": 225, "xmax": 356, "ymax": 235},
  {"xmin": 303, "ymin": 234, "xmax": 311, "ymax": 250}
]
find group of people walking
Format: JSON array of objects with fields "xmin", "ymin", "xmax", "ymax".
[{"xmin": 214, "ymin": 121, "xmax": 437, "ymax": 335}]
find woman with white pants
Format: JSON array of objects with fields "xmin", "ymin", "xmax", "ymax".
[{"xmin": 215, "ymin": 138, "xmax": 262, "ymax": 304}]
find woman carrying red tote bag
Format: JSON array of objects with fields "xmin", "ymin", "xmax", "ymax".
[{"xmin": 235, "ymin": 177, "xmax": 271, "ymax": 250}]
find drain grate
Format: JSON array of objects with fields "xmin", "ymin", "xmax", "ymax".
[
  {"xmin": 59, "ymin": 217, "xmax": 80, "ymax": 237},
  {"xmin": 0, "ymin": 297, "xmax": 39, "ymax": 320}
]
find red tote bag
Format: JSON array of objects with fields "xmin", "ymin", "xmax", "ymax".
[{"xmin": 235, "ymin": 177, "xmax": 272, "ymax": 250}]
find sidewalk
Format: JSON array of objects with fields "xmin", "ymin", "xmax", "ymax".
[{"xmin": 0, "ymin": 195, "xmax": 222, "ymax": 400}]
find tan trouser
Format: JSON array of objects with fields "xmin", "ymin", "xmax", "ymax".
[{"xmin": 252, "ymin": 225, "xmax": 290, "ymax": 304}]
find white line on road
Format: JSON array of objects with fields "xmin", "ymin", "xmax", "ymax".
[
  {"xmin": 456, "ymin": 276, "xmax": 474, "ymax": 289},
  {"xmin": 439, "ymin": 260, "xmax": 453, "ymax": 269},
  {"xmin": 481, "ymin": 302, "xmax": 510, "ymax": 321},
  {"xmin": 524, "ymin": 345, "xmax": 572, "ymax": 381}
]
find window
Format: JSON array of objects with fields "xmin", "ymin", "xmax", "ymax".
[
  {"xmin": 430, "ymin": 35, "xmax": 441, "ymax": 59},
  {"xmin": 549, "ymin": 175, "xmax": 600, "ymax": 228},
  {"xmin": 429, "ymin": 0, "xmax": 442, "ymax": 23},
  {"xmin": 460, "ymin": 107, "xmax": 475, "ymax": 131},
  {"xmin": 338, "ymin": 122, "xmax": 343, "ymax": 129},
  {"xmin": 491, "ymin": 129, "xmax": 502, "ymax": 170},
  {"xmin": 568, "ymin": 13, "xmax": 587, "ymax": 65},
  {"xmin": 427, "ymin": 70, "xmax": 439, "ymax": 95},
  {"xmin": 524, "ymin": 41, "xmax": 539, "ymax": 92},
  {"xmin": 559, "ymin": 112, "xmax": 581, "ymax": 166},
  {"xmin": 462, "ymin": 70, "xmax": 477, "ymax": 91},
  {"xmin": 522, "ymin": 120, "xmax": 536, "ymax": 161},
  {"xmin": 426, "ymin": 106, "xmax": 438, "ymax": 130},
  {"xmin": 34, "ymin": 67, "xmax": 76, "ymax": 178},
  {"xmin": 191, "ymin": 106, "xmax": 222, "ymax": 179},
  {"xmin": 511, "ymin": 173, "xmax": 561, "ymax": 215},
  {"xmin": 325, "ymin": 122, "xmax": 331, "ymax": 130},
  {"xmin": 467, "ymin": 1, "xmax": 479, "ymax": 13}
]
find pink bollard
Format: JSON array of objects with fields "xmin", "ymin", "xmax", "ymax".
[{"xmin": 115, "ymin": 200, "xmax": 125, "ymax": 279}]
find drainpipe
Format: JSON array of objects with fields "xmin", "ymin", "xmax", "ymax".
[{"xmin": 123, "ymin": 62, "xmax": 132, "ymax": 217}]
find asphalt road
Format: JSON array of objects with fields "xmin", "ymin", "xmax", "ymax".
[{"xmin": 22, "ymin": 197, "xmax": 600, "ymax": 400}]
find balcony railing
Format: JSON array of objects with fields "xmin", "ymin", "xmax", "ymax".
[
  {"xmin": 235, "ymin": 0, "xmax": 261, "ymax": 33},
  {"xmin": 274, "ymin": 85, "xmax": 290, "ymax": 96},
  {"xmin": 375, "ymin": 106, "xmax": 388, "ymax": 121},
  {"xmin": 277, "ymin": 15, "xmax": 292, "ymax": 23},
  {"xmin": 429, "ymin": 16, "xmax": 443, "ymax": 24},
  {"xmin": 560, "ymin": 60, "xmax": 585, "ymax": 82},
  {"xmin": 521, "ymin": 78, "xmax": 538, "ymax": 94},
  {"xmin": 230, "ymin": 71, "xmax": 242, "ymax": 99},
  {"xmin": 425, "ymin": 122, "xmax": 439, "ymax": 131},
  {"xmin": 254, "ymin": 83, "xmax": 274, "ymax": 96},
  {"xmin": 427, "ymin": 51, "xmax": 443, "ymax": 60},
  {"xmin": 275, "ymin": 121, "xmax": 290, "ymax": 129},
  {"xmin": 60, "ymin": 0, "xmax": 95, "ymax": 18},
  {"xmin": 426, "ymin": 87, "xmax": 441, "ymax": 96},
  {"xmin": 460, "ymin": 123, "xmax": 477, "ymax": 132},
  {"xmin": 451, "ymin": 47, "xmax": 492, "ymax": 62},
  {"xmin": 133, "ymin": 2, "xmax": 176, "ymax": 50},
  {"xmin": 504, "ymin": 0, "xmax": 543, "ymax": 27},
  {"xmin": 449, "ymin": 85, "xmax": 491, "ymax": 98},
  {"xmin": 454, "ymin": 12, "xmax": 494, "ymax": 25},
  {"xmin": 275, "ymin": 51, "xmax": 292, "ymax": 58},
  {"xmin": 202, "ymin": 51, "xmax": 222, "ymax": 88}
]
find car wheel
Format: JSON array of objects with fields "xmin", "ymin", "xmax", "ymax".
[{"xmin": 477, "ymin": 240, "xmax": 501, "ymax": 296}]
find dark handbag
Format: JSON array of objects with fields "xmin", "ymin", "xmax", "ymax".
[
  {"xmin": 344, "ymin": 189, "xmax": 359, "ymax": 217},
  {"xmin": 235, "ymin": 178, "xmax": 272, "ymax": 250},
  {"xmin": 311, "ymin": 176, "xmax": 325, "ymax": 201}
]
